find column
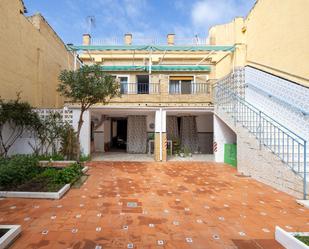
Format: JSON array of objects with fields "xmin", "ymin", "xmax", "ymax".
[{"xmin": 154, "ymin": 109, "xmax": 167, "ymax": 162}]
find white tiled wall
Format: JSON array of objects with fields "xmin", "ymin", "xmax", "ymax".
[{"xmin": 245, "ymin": 67, "xmax": 309, "ymax": 142}]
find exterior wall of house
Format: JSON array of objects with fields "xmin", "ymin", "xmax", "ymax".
[
  {"xmin": 72, "ymin": 109, "xmax": 91, "ymax": 156},
  {"xmin": 245, "ymin": 0, "xmax": 309, "ymax": 87},
  {"xmin": 208, "ymin": 0, "xmax": 309, "ymax": 87},
  {"xmin": 208, "ymin": 17, "xmax": 246, "ymax": 80},
  {"xmin": 213, "ymin": 114, "xmax": 237, "ymax": 162},
  {"xmin": 99, "ymin": 72, "xmax": 212, "ymax": 106},
  {"xmin": 0, "ymin": 0, "xmax": 76, "ymax": 108},
  {"xmin": 91, "ymin": 112, "xmax": 156, "ymax": 153},
  {"xmin": 80, "ymin": 48, "xmax": 215, "ymax": 106},
  {"xmin": 209, "ymin": 17, "xmax": 245, "ymax": 45}
]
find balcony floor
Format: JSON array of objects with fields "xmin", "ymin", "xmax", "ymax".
[{"xmin": 1, "ymin": 161, "xmax": 308, "ymax": 248}]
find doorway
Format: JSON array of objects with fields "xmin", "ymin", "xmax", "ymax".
[
  {"xmin": 137, "ymin": 75, "xmax": 149, "ymax": 94},
  {"xmin": 111, "ymin": 118, "xmax": 127, "ymax": 151}
]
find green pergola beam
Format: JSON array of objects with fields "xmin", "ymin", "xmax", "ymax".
[{"xmin": 100, "ymin": 65, "xmax": 211, "ymax": 72}]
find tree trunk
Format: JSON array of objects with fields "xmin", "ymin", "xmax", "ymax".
[{"xmin": 76, "ymin": 109, "xmax": 85, "ymax": 162}]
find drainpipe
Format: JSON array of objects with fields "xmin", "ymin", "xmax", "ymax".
[{"xmin": 159, "ymin": 108, "xmax": 163, "ymax": 161}]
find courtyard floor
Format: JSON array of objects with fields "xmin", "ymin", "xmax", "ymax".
[{"xmin": 0, "ymin": 162, "xmax": 308, "ymax": 249}]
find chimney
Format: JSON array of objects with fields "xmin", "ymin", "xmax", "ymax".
[
  {"xmin": 124, "ymin": 33, "xmax": 132, "ymax": 45},
  {"xmin": 82, "ymin": 34, "xmax": 91, "ymax": 46},
  {"xmin": 167, "ymin": 34, "xmax": 175, "ymax": 46}
]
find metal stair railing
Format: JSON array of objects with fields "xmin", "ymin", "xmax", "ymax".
[{"xmin": 214, "ymin": 84, "xmax": 308, "ymax": 199}]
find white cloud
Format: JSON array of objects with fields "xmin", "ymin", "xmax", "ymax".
[
  {"xmin": 124, "ymin": 0, "xmax": 146, "ymax": 18},
  {"xmin": 191, "ymin": 0, "xmax": 252, "ymax": 28}
]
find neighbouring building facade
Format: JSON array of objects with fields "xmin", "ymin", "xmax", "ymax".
[
  {"xmin": 0, "ymin": 0, "xmax": 78, "ymax": 108},
  {"xmin": 0, "ymin": 0, "xmax": 79, "ymax": 155},
  {"xmin": 1, "ymin": 0, "xmax": 308, "ymax": 198}
]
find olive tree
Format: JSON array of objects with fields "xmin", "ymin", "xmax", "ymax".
[{"xmin": 57, "ymin": 65, "xmax": 119, "ymax": 161}]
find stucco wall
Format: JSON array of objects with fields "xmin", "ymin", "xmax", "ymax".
[
  {"xmin": 0, "ymin": 0, "xmax": 76, "ymax": 108},
  {"xmin": 213, "ymin": 114, "xmax": 237, "ymax": 162},
  {"xmin": 245, "ymin": 0, "xmax": 309, "ymax": 86},
  {"xmin": 209, "ymin": 17, "xmax": 245, "ymax": 46},
  {"xmin": 208, "ymin": 0, "xmax": 309, "ymax": 86}
]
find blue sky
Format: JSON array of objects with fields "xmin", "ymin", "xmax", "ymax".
[{"xmin": 23, "ymin": 0, "xmax": 256, "ymax": 45}]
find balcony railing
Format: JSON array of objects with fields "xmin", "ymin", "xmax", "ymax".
[
  {"xmin": 120, "ymin": 83, "xmax": 160, "ymax": 94},
  {"xmin": 169, "ymin": 83, "xmax": 209, "ymax": 94}
]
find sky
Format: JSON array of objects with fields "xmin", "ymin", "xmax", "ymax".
[{"xmin": 23, "ymin": 0, "xmax": 256, "ymax": 45}]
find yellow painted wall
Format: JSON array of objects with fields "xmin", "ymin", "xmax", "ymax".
[
  {"xmin": 245, "ymin": 0, "xmax": 309, "ymax": 86},
  {"xmin": 209, "ymin": 0, "xmax": 309, "ymax": 86},
  {"xmin": 0, "ymin": 0, "xmax": 76, "ymax": 107},
  {"xmin": 208, "ymin": 18, "xmax": 246, "ymax": 80},
  {"xmin": 209, "ymin": 17, "xmax": 245, "ymax": 46}
]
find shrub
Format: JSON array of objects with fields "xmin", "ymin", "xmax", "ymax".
[
  {"xmin": 80, "ymin": 154, "xmax": 91, "ymax": 162},
  {"xmin": 54, "ymin": 163, "xmax": 82, "ymax": 184},
  {"xmin": 37, "ymin": 163, "xmax": 82, "ymax": 186},
  {"xmin": 0, "ymin": 95, "xmax": 41, "ymax": 157},
  {"xmin": 0, "ymin": 155, "xmax": 40, "ymax": 189}
]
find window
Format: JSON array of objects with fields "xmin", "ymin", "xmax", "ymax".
[
  {"xmin": 136, "ymin": 75, "xmax": 149, "ymax": 94},
  {"xmin": 116, "ymin": 75, "xmax": 129, "ymax": 94},
  {"xmin": 169, "ymin": 76, "xmax": 194, "ymax": 94}
]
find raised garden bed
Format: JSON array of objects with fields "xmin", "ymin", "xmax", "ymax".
[
  {"xmin": 0, "ymin": 155, "xmax": 88, "ymax": 199},
  {"xmin": 0, "ymin": 167, "xmax": 88, "ymax": 199},
  {"xmin": 39, "ymin": 160, "xmax": 77, "ymax": 168},
  {"xmin": 275, "ymin": 226, "xmax": 309, "ymax": 249},
  {"xmin": 0, "ymin": 225, "xmax": 21, "ymax": 249}
]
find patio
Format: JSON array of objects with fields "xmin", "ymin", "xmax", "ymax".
[{"xmin": 0, "ymin": 161, "xmax": 308, "ymax": 249}]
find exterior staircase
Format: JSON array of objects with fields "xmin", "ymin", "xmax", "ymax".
[{"xmin": 214, "ymin": 68, "xmax": 308, "ymax": 199}]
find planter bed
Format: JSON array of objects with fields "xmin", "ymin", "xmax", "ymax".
[
  {"xmin": 0, "ymin": 154, "xmax": 89, "ymax": 199},
  {"xmin": 0, "ymin": 184, "xmax": 70, "ymax": 199},
  {"xmin": 0, "ymin": 166, "xmax": 89, "ymax": 199},
  {"xmin": 0, "ymin": 225, "xmax": 21, "ymax": 249},
  {"xmin": 275, "ymin": 226, "xmax": 309, "ymax": 249},
  {"xmin": 39, "ymin": 160, "xmax": 77, "ymax": 168}
]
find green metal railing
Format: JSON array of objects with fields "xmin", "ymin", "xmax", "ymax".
[{"xmin": 214, "ymin": 84, "xmax": 307, "ymax": 199}]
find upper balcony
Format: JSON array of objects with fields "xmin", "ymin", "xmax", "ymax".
[
  {"xmin": 119, "ymin": 82, "xmax": 210, "ymax": 95},
  {"xmin": 69, "ymin": 33, "xmax": 235, "ymax": 106}
]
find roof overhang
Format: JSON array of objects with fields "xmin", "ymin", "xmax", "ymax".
[{"xmin": 67, "ymin": 45, "xmax": 235, "ymax": 52}]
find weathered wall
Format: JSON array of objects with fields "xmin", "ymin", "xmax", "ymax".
[{"xmin": 0, "ymin": 0, "xmax": 76, "ymax": 108}]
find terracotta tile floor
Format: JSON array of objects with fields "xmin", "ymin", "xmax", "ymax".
[{"xmin": 1, "ymin": 161, "xmax": 308, "ymax": 249}]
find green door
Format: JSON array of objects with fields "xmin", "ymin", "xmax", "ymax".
[{"xmin": 224, "ymin": 143, "xmax": 237, "ymax": 167}]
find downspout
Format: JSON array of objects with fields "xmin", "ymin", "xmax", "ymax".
[{"xmin": 159, "ymin": 108, "xmax": 163, "ymax": 161}]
